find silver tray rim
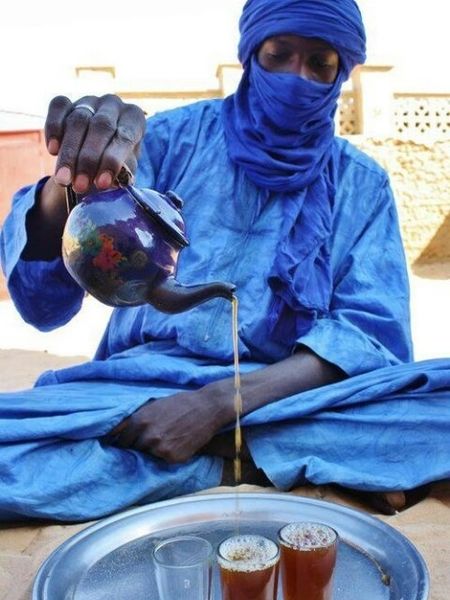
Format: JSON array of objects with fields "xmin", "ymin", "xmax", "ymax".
[{"xmin": 32, "ymin": 491, "xmax": 430, "ymax": 600}]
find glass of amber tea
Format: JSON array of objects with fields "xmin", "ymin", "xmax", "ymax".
[
  {"xmin": 217, "ymin": 534, "xmax": 280, "ymax": 600},
  {"xmin": 278, "ymin": 522, "xmax": 338, "ymax": 600}
]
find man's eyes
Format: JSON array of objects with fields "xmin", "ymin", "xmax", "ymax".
[
  {"xmin": 265, "ymin": 51, "xmax": 336, "ymax": 70},
  {"xmin": 309, "ymin": 55, "xmax": 337, "ymax": 71},
  {"xmin": 266, "ymin": 52, "xmax": 291, "ymax": 62}
]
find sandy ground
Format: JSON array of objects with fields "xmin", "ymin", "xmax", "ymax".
[{"xmin": 0, "ymin": 267, "xmax": 448, "ymax": 599}]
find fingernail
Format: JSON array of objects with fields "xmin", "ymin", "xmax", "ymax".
[
  {"xmin": 47, "ymin": 138, "xmax": 59, "ymax": 155},
  {"xmin": 54, "ymin": 166, "xmax": 72, "ymax": 186},
  {"xmin": 96, "ymin": 171, "xmax": 113, "ymax": 189},
  {"xmin": 73, "ymin": 174, "xmax": 90, "ymax": 193}
]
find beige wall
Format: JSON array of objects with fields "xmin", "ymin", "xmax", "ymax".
[{"xmin": 353, "ymin": 138, "xmax": 450, "ymax": 268}]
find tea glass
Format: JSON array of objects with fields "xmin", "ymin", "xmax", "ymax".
[
  {"xmin": 278, "ymin": 522, "xmax": 338, "ymax": 600},
  {"xmin": 153, "ymin": 535, "xmax": 213, "ymax": 600},
  {"xmin": 217, "ymin": 533, "xmax": 280, "ymax": 600}
]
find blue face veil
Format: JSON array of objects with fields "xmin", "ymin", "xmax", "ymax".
[{"xmin": 222, "ymin": 0, "xmax": 366, "ymax": 345}]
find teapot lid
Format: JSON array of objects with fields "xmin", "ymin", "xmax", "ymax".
[{"xmin": 126, "ymin": 185, "xmax": 189, "ymax": 248}]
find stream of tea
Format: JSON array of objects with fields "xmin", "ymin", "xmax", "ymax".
[{"xmin": 231, "ymin": 296, "xmax": 242, "ymax": 526}]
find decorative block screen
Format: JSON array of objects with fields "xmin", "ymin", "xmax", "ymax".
[{"xmin": 394, "ymin": 94, "xmax": 450, "ymax": 138}]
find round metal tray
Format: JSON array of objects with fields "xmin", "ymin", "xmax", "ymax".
[{"xmin": 33, "ymin": 492, "xmax": 429, "ymax": 599}]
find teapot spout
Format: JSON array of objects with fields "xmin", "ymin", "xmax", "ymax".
[{"xmin": 147, "ymin": 276, "xmax": 236, "ymax": 314}]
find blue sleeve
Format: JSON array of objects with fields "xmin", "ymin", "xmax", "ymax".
[
  {"xmin": 299, "ymin": 179, "xmax": 414, "ymax": 375},
  {"xmin": 0, "ymin": 179, "xmax": 84, "ymax": 331}
]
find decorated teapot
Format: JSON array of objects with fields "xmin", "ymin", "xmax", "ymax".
[{"xmin": 61, "ymin": 177, "xmax": 235, "ymax": 313}]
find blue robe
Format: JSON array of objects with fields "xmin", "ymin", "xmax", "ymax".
[{"xmin": 0, "ymin": 100, "xmax": 449, "ymax": 522}]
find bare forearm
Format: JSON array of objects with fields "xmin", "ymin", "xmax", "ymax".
[
  {"xmin": 22, "ymin": 177, "xmax": 68, "ymax": 260},
  {"xmin": 207, "ymin": 346, "xmax": 346, "ymax": 425}
]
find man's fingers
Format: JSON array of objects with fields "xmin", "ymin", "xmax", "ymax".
[
  {"xmin": 72, "ymin": 95, "xmax": 123, "ymax": 191},
  {"xmin": 109, "ymin": 418, "xmax": 130, "ymax": 437},
  {"xmin": 45, "ymin": 95, "xmax": 73, "ymax": 155},
  {"xmin": 113, "ymin": 425, "xmax": 140, "ymax": 449},
  {"xmin": 54, "ymin": 112, "xmax": 94, "ymax": 188},
  {"xmin": 53, "ymin": 96, "xmax": 100, "ymax": 190},
  {"xmin": 47, "ymin": 94, "xmax": 146, "ymax": 193},
  {"xmin": 44, "ymin": 93, "xmax": 146, "ymax": 192},
  {"xmin": 95, "ymin": 103, "xmax": 146, "ymax": 188}
]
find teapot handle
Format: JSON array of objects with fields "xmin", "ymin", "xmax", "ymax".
[
  {"xmin": 116, "ymin": 164, "xmax": 135, "ymax": 187},
  {"xmin": 64, "ymin": 185, "xmax": 78, "ymax": 214},
  {"xmin": 64, "ymin": 163, "xmax": 135, "ymax": 215}
]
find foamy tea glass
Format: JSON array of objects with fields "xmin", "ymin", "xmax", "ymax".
[
  {"xmin": 217, "ymin": 534, "xmax": 280, "ymax": 600},
  {"xmin": 153, "ymin": 535, "xmax": 213, "ymax": 599},
  {"xmin": 278, "ymin": 522, "xmax": 338, "ymax": 600}
]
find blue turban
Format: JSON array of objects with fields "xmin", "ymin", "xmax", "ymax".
[
  {"xmin": 238, "ymin": 0, "xmax": 366, "ymax": 77},
  {"xmin": 221, "ymin": 0, "xmax": 367, "ymax": 345}
]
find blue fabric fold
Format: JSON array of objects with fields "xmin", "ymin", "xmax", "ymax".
[
  {"xmin": 222, "ymin": 0, "xmax": 367, "ymax": 343},
  {"xmin": 0, "ymin": 358, "xmax": 448, "ymax": 520},
  {"xmin": 222, "ymin": 59, "xmax": 338, "ymax": 343},
  {"xmin": 266, "ymin": 175, "xmax": 334, "ymax": 342},
  {"xmin": 222, "ymin": 58, "xmax": 341, "ymax": 192},
  {"xmin": 242, "ymin": 357, "xmax": 450, "ymax": 426},
  {"xmin": 0, "ymin": 380, "xmax": 222, "ymax": 521},
  {"xmin": 245, "ymin": 358, "xmax": 450, "ymax": 491}
]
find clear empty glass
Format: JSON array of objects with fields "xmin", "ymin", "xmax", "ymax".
[{"xmin": 153, "ymin": 535, "xmax": 213, "ymax": 600}]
